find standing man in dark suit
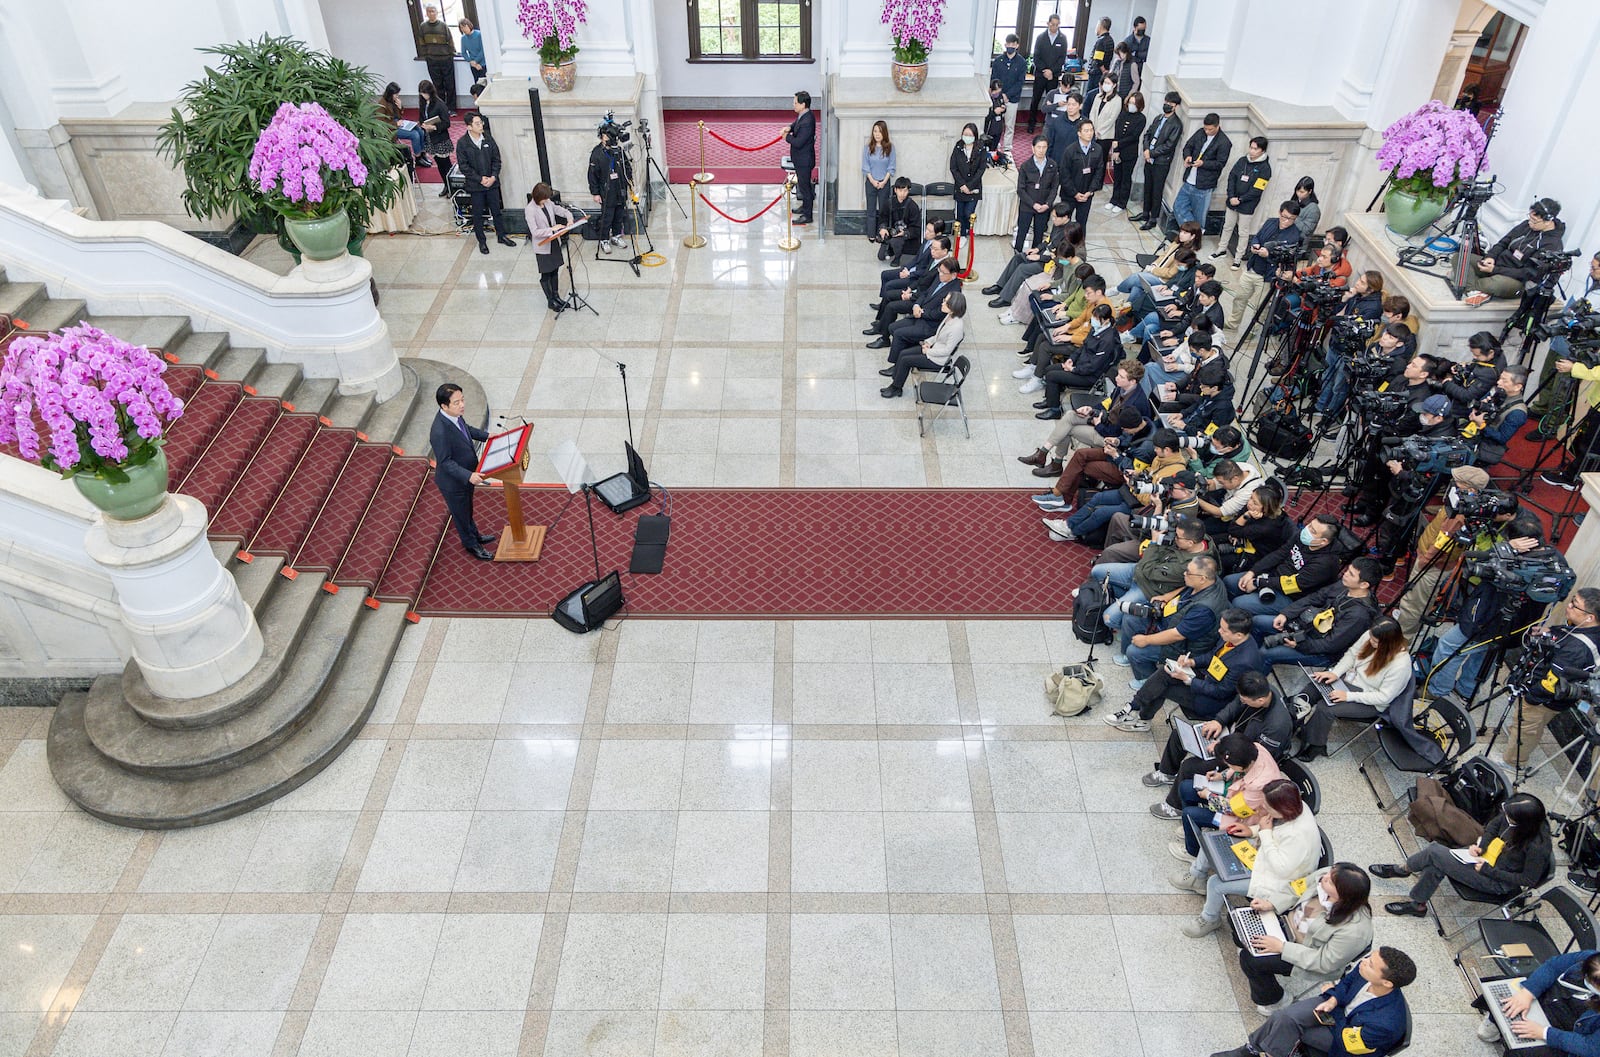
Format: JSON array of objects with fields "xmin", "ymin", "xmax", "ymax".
[
  {"xmin": 455, "ymin": 115, "xmax": 516, "ymax": 255},
  {"xmin": 784, "ymin": 90, "xmax": 816, "ymax": 225},
  {"xmin": 1026, "ymin": 15, "xmax": 1069, "ymax": 130},
  {"xmin": 429, "ymin": 383, "xmax": 494, "ymax": 561},
  {"xmin": 1060, "ymin": 119, "xmax": 1105, "ymax": 232},
  {"xmin": 1134, "ymin": 91, "xmax": 1183, "ymax": 229},
  {"xmin": 1013, "ymin": 135, "xmax": 1060, "ymax": 252}
]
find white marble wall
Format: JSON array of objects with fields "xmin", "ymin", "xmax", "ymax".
[{"xmin": 830, "ymin": 75, "xmax": 990, "ymax": 212}]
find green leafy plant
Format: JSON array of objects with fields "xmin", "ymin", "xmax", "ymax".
[{"xmin": 157, "ymin": 35, "xmax": 402, "ymax": 235}]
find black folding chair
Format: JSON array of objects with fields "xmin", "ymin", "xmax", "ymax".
[
  {"xmin": 921, "ymin": 180, "xmax": 956, "ymax": 228},
  {"xmin": 915, "ymin": 351, "xmax": 970, "ymax": 438},
  {"xmin": 1435, "ymin": 849, "xmax": 1558, "ymax": 941},
  {"xmin": 1357, "ymin": 695, "xmax": 1473, "ymax": 811},
  {"xmin": 1459, "ymin": 884, "xmax": 1599, "ymax": 976},
  {"xmin": 1329, "ymin": 673, "xmax": 1417, "ymax": 757},
  {"xmin": 1277, "ymin": 756, "xmax": 1322, "ymax": 816}
]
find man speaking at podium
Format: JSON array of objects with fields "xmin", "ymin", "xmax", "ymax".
[{"xmin": 430, "ymin": 383, "xmax": 495, "ymax": 560}]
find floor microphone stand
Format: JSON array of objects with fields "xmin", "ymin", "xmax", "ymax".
[{"xmin": 561, "ymin": 232, "xmax": 598, "ymax": 316}]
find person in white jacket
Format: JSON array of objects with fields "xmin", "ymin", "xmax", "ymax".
[
  {"xmin": 1237, "ymin": 863, "xmax": 1375, "ymax": 1015},
  {"xmin": 1296, "ymin": 619, "xmax": 1412, "ymax": 761},
  {"xmin": 1174, "ymin": 778, "xmax": 1320, "ymax": 938},
  {"xmin": 879, "ymin": 291, "xmax": 966, "ymax": 397}
]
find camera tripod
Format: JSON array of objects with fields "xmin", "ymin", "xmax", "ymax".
[{"xmin": 1394, "ymin": 182, "xmax": 1494, "ymax": 297}]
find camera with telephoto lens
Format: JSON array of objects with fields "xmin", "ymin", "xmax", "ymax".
[
  {"xmin": 1130, "ymin": 474, "xmax": 1172, "ymax": 499},
  {"xmin": 1122, "ymin": 600, "xmax": 1156, "ymax": 621},
  {"xmin": 1462, "ymin": 542, "xmax": 1576, "ymax": 603},
  {"xmin": 1175, "ymin": 434, "xmax": 1209, "ymax": 451},
  {"xmin": 598, "ymin": 110, "xmax": 633, "ymax": 145},
  {"xmin": 1262, "ymin": 616, "xmax": 1310, "ymax": 649},
  {"xmin": 1130, "ymin": 513, "xmax": 1173, "ymax": 536},
  {"xmin": 1256, "ymin": 584, "xmax": 1278, "ymax": 605}
]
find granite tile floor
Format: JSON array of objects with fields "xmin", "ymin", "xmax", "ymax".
[{"xmin": 1, "ymin": 184, "xmax": 1538, "ymax": 1056}]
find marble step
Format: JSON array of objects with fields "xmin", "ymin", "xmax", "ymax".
[
  {"xmin": 81, "ymin": 314, "xmax": 193, "ymax": 353},
  {"xmin": 80, "ymin": 588, "xmax": 365, "ymax": 778},
  {"xmin": 120, "ymin": 569, "xmax": 326, "ymax": 730},
  {"xmin": 210, "ymin": 345, "xmax": 268, "ymax": 388},
  {"xmin": 168, "ymin": 330, "xmax": 232, "ymax": 370},
  {"xmin": 48, "ymin": 602, "xmax": 408, "ymax": 828},
  {"xmin": 0, "ymin": 279, "xmax": 48, "ymax": 322}
]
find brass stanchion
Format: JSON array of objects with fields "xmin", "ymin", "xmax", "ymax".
[
  {"xmin": 682, "ymin": 178, "xmax": 707, "ymax": 249},
  {"xmin": 777, "ymin": 176, "xmax": 800, "ymax": 252},
  {"xmin": 955, "ymin": 221, "xmax": 980, "ymax": 284},
  {"xmin": 693, "ymin": 120, "xmax": 714, "ymax": 185}
]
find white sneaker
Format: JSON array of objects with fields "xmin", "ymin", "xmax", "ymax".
[
  {"xmin": 1108, "ymin": 205, "xmax": 1123, "ymax": 215},
  {"xmin": 1012, "ymin": 366, "xmax": 1035, "ymax": 379},
  {"xmin": 998, "ymin": 313, "xmax": 1022, "ymax": 325},
  {"xmin": 1103, "ymin": 202, "xmax": 1117, "ymax": 212},
  {"xmin": 1042, "ymin": 517, "xmax": 1075, "ymax": 541},
  {"xmin": 1018, "ymin": 377, "xmax": 1043, "ymax": 394},
  {"xmin": 1476, "ymin": 1014, "xmax": 1500, "ymax": 1043},
  {"xmin": 1103, "ymin": 707, "xmax": 1136, "ymax": 727}
]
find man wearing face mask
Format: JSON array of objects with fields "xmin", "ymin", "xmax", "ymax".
[
  {"xmin": 990, "ymin": 34, "xmax": 1027, "ymax": 145},
  {"xmin": 1134, "ymin": 92, "xmax": 1184, "ymax": 230},
  {"xmin": 1227, "ymin": 514, "xmax": 1342, "ymax": 616},
  {"xmin": 1123, "ymin": 16, "xmax": 1151, "ymax": 94}
]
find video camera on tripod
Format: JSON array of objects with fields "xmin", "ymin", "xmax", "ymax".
[
  {"xmin": 1385, "ymin": 435, "xmax": 1477, "ymax": 475},
  {"xmin": 1328, "ymin": 314, "xmax": 1377, "ymax": 351},
  {"xmin": 1293, "ymin": 276, "xmax": 1346, "ymax": 311},
  {"xmin": 1462, "ymin": 542, "xmax": 1576, "ymax": 604},
  {"xmin": 1533, "ymin": 298, "xmax": 1600, "ymax": 365},
  {"xmin": 1447, "ymin": 486, "xmax": 1520, "ymax": 544},
  {"xmin": 1260, "ymin": 241, "xmax": 1301, "ymax": 270},
  {"xmin": 1351, "ymin": 388, "xmax": 1411, "ymax": 423},
  {"xmin": 1527, "ymin": 246, "xmax": 1582, "ymax": 283},
  {"xmin": 1506, "ymin": 623, "xmax": 1597, "ymax": 701},
  {"xmin": 597, "ymin": 110, "xmax": 632, "ymax": 145}
]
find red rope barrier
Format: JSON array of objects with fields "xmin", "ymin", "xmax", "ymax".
[
  {"xmin": 958, "ymin": 225, "xmax": 977, "ymax": 279},
  {"xmin": 699, "ymin": 186, "xmax": 790, "ymax": 225},
  {"xmin": 705, "ymin": 127, "xmax": 787, "ymax": 152}
]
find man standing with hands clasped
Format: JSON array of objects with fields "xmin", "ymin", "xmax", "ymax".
[
  {"xmin": 430, "ymin": 384, "xmax": 495, "ymax": 561},
  {"xmin": 784, "ymin": 91, "xmax": 816, "ymax": 226},
  {"xmin": 455, "ymin": 115, "xmax": 516, "ymax": 255}
]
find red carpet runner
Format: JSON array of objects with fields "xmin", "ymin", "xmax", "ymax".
[
  {"xmin": 416, "ymin": 488, "xmax": 1091, "ymax": 619},
  {"xmin": 663, "ymin": 109, "xmax": 798, "ymax": 185}
]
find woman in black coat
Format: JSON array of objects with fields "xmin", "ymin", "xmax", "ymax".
[
  {"xmin": 417, "ymin": 79, "xmax": 454, "ymax": 197},
  {"xmin": 950, "ymin": 121, "xmax": 987, "ymax": 237},
  {"xmin": 1108, "ymin": 91, "xmax": 1147, "ymax": 214}
]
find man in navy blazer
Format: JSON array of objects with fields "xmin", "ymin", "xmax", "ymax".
[
  {"xmin": 784, "ymin": 90, "xmax": 816, "ymax": 224},
  {"xmin": 1213, "ymin": 947, "xmax": 1415, "ymax": 1057},
  {"xmin": 429, "ymin": 383, "xmax": 494, "ymax": 560}
]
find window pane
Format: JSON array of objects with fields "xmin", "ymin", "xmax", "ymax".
[
  {"xmin": 779, "ymin": 26, "xmax": 800, "ymax": 54},
  {"xmin": 700, "ymin": 28, "xmax": 723, "ymax": 54},
  {"xmin": 759, "ymin": 25, "xmax": 780, "ymax": 53},
  {"xmin": 757, "ymin": 1, "xmax": 780, "ymax": 23},
  {"xmin": 779, "ymin": 1, "xmax": 800, "ymax": 26},
  {"xmin": 720, "ymin": 27, "xmax": 741, "ymax": 53},
  {"xmin": 1033, "ymin": 1, "xmax": 1075, "ymax": 41}
]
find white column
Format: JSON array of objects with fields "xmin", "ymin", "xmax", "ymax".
[
  {"xmin": 81, "ymin": 495, "xmax": 263, "ymax": 702},
  {"xmin": 1172, "ymin": 0, "xmax": 1239, "ymax": 80},
  {"xmin": 1477, "ymin": 0, "xmax": 1600, "ymax": 248},
  {"xmin": 1144, "ymin": 0, "xmax": 1191, "ymax": 83}
]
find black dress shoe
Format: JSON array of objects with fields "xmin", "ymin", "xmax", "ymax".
[
  {"xmin": 878, "ymin": 367, "xmax": 895, "ymax": 377},
  {"xmin": 868, "ymin": 301, "xmax": 885, "ymax": 311},
  {"xmin": 476, "ymin": 533, "xmax": 496, "ymax": 546},
  {"xmin": 1035, "ymin": 407, "xmax": 1064, "ymax": 420},
  {"xmin": 438, "ymin": 187, "xmax": 452, "ymax": 198},
  {"xmin": 1129, "ymin": 212, "xmax": 1148, "ymax": 223},
  {"xmin": 478, "ymin": 243, "xmax": 489, "ymax": 255},
  {"xmin": 866, "ymin": 337, "xmax": 890, "ymax": 349},
  {"xmin": 1032, "ymin": 400, "xmax": 1051, "ymax": 410},
  {"xmin": 548, "ymin": 300, "xmax": 566, "ymax": 312},
  {"xmin": 467, "ymin": 545, "xmax": 493, "ymax": 560},
  {"xmin": 497, "ymin": 235, "xmax": 516, "ymax": 247},
  {"xmin": 879, "ymin": 386, "xmax": 903, "ymax": 398},
  {"xmin": 862, "ymin": 326, "xmax": 880, "ymax": 336},
  {"xmin": 1139, "ymin": 221, "xmax": 1157, "ymax": 231},
  {"xmin": 982, "ymin": 284, "xmax": 1002, "ymax": 296},
  {"xmin": 1384, "ymin": 899, "xmax": 1427, "ymax": 917},
  {"xmin": 1526, "ymin": 428, "xmax": 1556, "ymax": 442},
  {"xmin": 1369, "ymin": 864, "xmax": 1412, "ymax": 880},
  {"xmin": 1294, "ymin": 744, "xmax": 1328, "ymax": 762},
  {"xmin": 988, "ymin": 297, "xmax": 1008, "ymax": 308},
  {"xmin": 794, "ymin": 217, "xmax": 812, "ymax": 226}
]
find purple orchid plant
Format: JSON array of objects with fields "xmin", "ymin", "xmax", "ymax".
[
  {"xmin": 248, "ymin": 102, "xmax": 369, "ymax": 219},
  {"xmin": 882, "ymin": 0, "xmax": 945, "ymax": 65},
  {"xmin": 1376, "ymin": 100, "xmax": 1488, "ymax": 200},
  {"xmin": 0, "ymin": 324, "xmax": 184, "ymax": 481},
  {"xmin": 518, "ymin": 0, "xmax": 588, "ymax": 66}
]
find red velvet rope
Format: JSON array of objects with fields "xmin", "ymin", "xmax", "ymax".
[
  {"xmin": 699, "ymin": 185, "xmax": 790, "ymax": 225},
  {"xmin": 952, "ymin": 224, "xmax": 977, "ymax": 279},
  {"xmin": 705, "ymin": 127, "xmax": 788, "ymax": 152}
]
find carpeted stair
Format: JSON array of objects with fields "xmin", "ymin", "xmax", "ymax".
[{"xmin": 0, "ymin": 269, "xmax": 479, "ymax": 827}]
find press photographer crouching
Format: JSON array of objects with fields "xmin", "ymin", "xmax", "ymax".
[
  {"xmin": 1043, "ymin": 429, "xmax": 1187, "ymax": 543},
  {"xmin": 1102, "ymin": 606, "xmax": 1262, "ymax": 734},
  {"xmin": 1099, "ymin": 464, "xmax": 1200, "ymax": 553},
  {"xmin": 1192, "ymin": 455, "xmax": 1265, "ymax": 537},
  {"xmin": 1463, "ymin": 365, "xmax": 1528, "ymax": 469},
  {"xmin": 1145, "ymin": 673, "xmax": 1291, "ymax": 821},
  {"xmin": 1224, "ymin": 514, "xmax": 1343, "ymax": 617},
  {"xmin": 1256, "ymin": 557, "xmax": 1382, "ymax": 670},
  {"xmin": 1495, "ymin": 586, "xmax": 1600, "ymax": 774},
  {"xmin": 1114, "ymin": 553, "xmax": 1228, "ymax": 689},
  {"xmin": 1439, "ymin": 331, "xmax": 1508, "ymax": 418}
]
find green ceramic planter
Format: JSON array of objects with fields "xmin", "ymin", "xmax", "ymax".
[
  {"xmin": 73, "ymin": 448, "xmax": 169, "ymax": 521},
  {"xmin": 283, "ymin": 210, "xmax": 351, "ymax": 261},
  {"xmin": 1384, "ymin": 187, "xmax": 1448, "ymax": 237}
]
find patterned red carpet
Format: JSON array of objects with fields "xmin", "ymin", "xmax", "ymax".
[
  {"xmin": 414, "ymin": 487, "xmax": 1092, "ymax": 619},
  {"xmin": 663, "ymin": 109, "xmax": 799, "ymax": 185}
]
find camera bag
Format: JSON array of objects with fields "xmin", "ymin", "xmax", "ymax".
[
  {"xmin": 1250, "ymin": 405, "xmax": 1314, "ymax": 461},
  {"xmin": 1443, "ymin": 757, "xmax": 1508, "ymax": 825},
  {"xmin": 1071, "ymin": 575, "xmax": 1115, "ymax": 645}
]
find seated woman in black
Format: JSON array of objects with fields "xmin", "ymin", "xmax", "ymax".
[
  {"xmin": 1371, "ymin": 792, "xmax": 1552, "ymax": 917},
  {"xmin": 1211, "ymin": 479, "xmax": 1293, "ymax": 572}
]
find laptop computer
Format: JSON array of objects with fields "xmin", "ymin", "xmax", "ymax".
[
  {"xmin": 1201, "ymin": 828, "xmax": 1254, "ymax": 882},
  {"xmin": 1477, "ymin": 974, "xmax": 1552, "ymax": 1051},
  {"xmin": 593, "ymin": 442, "xmax": 651, "ymax": 514},
  {"xmin": 1225, "ymin": 894, "xmax": 1290, "ymax": 957}
]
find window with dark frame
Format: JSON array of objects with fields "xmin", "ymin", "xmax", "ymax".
[
  {"xmin": 689, "ymin": 0, "xmax": 813, "ymax": 62},
  {"xmin": 989, "ymin": 1, "xmax": 1093, "ymax": 64},
  {"xmin": 406, "ymin": 0, "xmax": 481, "ymax": 61}
]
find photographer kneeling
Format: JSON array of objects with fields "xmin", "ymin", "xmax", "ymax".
[
  {"xmin": 1256, "ymin": 557, "xmax": 1382, "ymax": 671},
  {"xmin": 1100, "ymin": 469, "xmax": 1200, "ymax": 554},
  {"xmin": 1225, "ymin": 514, "xmax": 1342, "ymax": 616},
  {"xmin": 1105, "ymin": 607, "xmax": 1262, "ymax": 733},
  {"xmin": 1146, "ymin": 671, "xmax": 1292, "ymax": 819}
]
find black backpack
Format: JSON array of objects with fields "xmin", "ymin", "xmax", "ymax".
[
  {"xmin": 1072, "ymin": 575, "xmax": 1115, "ymax": 645},
  {"xmin": 1251, "ymin": 405, "xmax": 1314, "ymax": 461},
  {"xmin": 1444, "ymin": 757, "xmax": 1508, "ymax": 825}
]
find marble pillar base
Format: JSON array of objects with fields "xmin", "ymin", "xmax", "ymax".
[
  {"xmin": 830, "ymin": 75, "xmax": 989, "ymax": 214},
  {"xmin": 82, "ymin": 494, "xmax": 262, "ymax": 702}
]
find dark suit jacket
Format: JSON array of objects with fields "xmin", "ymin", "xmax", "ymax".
[
  {"xmin": 1017, "ymin": 156, "xmax": 1060, "ymax": 211},
  {"xmin": 950, "ymin": 143, "xmax": 986, "ymax": 203},
  {"xmin": 455, "ymin": 133, "xmax": 502, "ymax": 186},
  {"xmin": 1060, "ymin": 140, "xmax": 1106, "ymax": 199},
  {"xmin": 430, "ymin": 411, "xmax": 488, "ymax": 496},
  {"xmin": 785, "ymin": 109, "xmax": 816, "ymax": 167},
  {"xmin": 915, "ymin": 277, "xmax": 957, "ymax": 326},
  {"xmin": 1032, "ymin": 30, "xmax": 1069, "ymax": 83}
]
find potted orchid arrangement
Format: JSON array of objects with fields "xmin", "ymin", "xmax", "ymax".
[
  {"xmin": 1375, "ymin": 100, "xmax": 1488, "ymax": 236},
  {"xmin": 882, "ymin": 0, "xmax": 945, "ymax": 92},
  {"xmin": 248, "ymin": 102, "xmax": 370, "ymax": 262},
  {"xmin": 0, "ymin": 324, "xmax": 185, "ymax": 520},
  {"xmin": 519, "ymin": 0, "xmax": 588, "ymax": 93}
]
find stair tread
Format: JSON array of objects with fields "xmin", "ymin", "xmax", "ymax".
[
  {"xmin": 49, "ymin": 603, "xmax": 409, "ymax": 828},
  {"xmin": 176, "ymin": 397, "xmax": 282, "ymax": 513},
  {"xmin": 251, "ymin": 430, "xmax": 358, "ymax": 558},
  {"xmin": 212, "ymin": 346, "xmax": 266, "ymax": 384},
  {"xmin": 0, "ymin": 281, "xmax": 47, "ymax": 318},
  {"xmin": 122, "ymin": 570, "xmax": 327, "ymax": 730},
  {"xmin": 324, "ymin": 390, "xmax": 376, "ymax": 432},
  {"xmin": 285, "ymin": 377, "xmax": 339, "ymax": 418},
  {"xmin": 162, "ymin": 381, "xmax": 243, "ymax": 484},
  {"xmin": 23, "ymin": 299, "xmax": 88, "ymax": 333},
  {"xmin": 84, "ymin": 588, "xmax": 365, "ymax": 777},
  {"xmin": 334, "ymin": 458, "xmax": 433, "ymax": 590},
  {"xmin": 391, "ymin": 360, "xmax": 490, "ymax": 457},
  {"xmin": 232, "ymin": 553, "xmax": 285, "ymax": 610},
  {"xmin": 251, "ymin": 363, "xmax": 303, "ymax": 401},
  {"xmin": 170, "ymin": 331, "xmax": 230, "ymax": 369},
  {"xmin": 294, "ymin": 444, "xmax": 394, "ymax": 573},
  {"xmin": 375, "ymin": 472, "xmax": 449, "ymax": 605},
  {"xmin": 360, "ymin": 361, "xmax": 421, "ymax": 447},
  {"xmin": 81, "ymin": 315, "xmax": 191, "ymax": 352},
  {"xmin": 211, "ymin": 413, "xmax": 321, "ymax": 542}
]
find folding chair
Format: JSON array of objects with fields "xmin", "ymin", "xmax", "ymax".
[
  {"xmin": 1435, "ymin": 852, "xmax": 1557, "ymax": 942},
  {"xmin": 1329, "ymin": 673, "xmax": 1417, "ymax": 757},
  {"xmin": 915, "ymin": 351, "xmax": 970, "ymax": 438},
  {"xmin": 1356, "ymin": 695, "xmax": 1473, "ymax": 811},
  {"xmin": 1277, "ymin": 756, "xmax": 1323, "ymax": 816},
  {"xmin": 921, "ymin": 180, "xmax": 956, "ymax": 228},
  {"xmin": 1458, "ymin": 883, "xmax": 1598, "ymax": 978}
]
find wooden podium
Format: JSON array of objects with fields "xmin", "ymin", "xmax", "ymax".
[{"xmin": 475, "ymin": 422, "xmax": 544, "ymax": 561}]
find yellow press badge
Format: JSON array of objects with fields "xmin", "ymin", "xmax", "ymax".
[
  {"xmin": 1435, "ymin": 531, "xmax": 1451, "ymax": 549},
  {"xmin": 1043, "ymin": 259, "xmax": 1056, "ymax": 274},
  {"xmin": 1312, "ymin": 608, "xmax": 1336, "ymax": 633},
  {"xmin": 1342, "ymin": 1027, "xmax": 1375, "ymax": 1055},
  {"xmin": 1205, "ymin": 422, "xmax": 1219, "ymax": 435},
  {"xmin": 1542, "ymin": 670, "xmax": 1561, "ymax": 694},
  {"xmin": 1228, "ymin": 792, "xmax": 1254, "ymax": 818},
  {"xmin": 1133, "ymin": 458, "xmax": 1150, "ymax": 472},
  {"xmin": 1482, "ymin": 837, "xmax": 1505, "ymax": 866},
  {"xmin": 1289, "ymin": 876, "xmax": 1309, "ymax": 898},
  {"xmin": 1162, "ymin": 597, "xmax": 1179, "ymax": 617},
  {"xmin": 1102, "ymin": 397, "xmax": 1113, "ymax": 410},
  {"xmin": 1242, "ymin": 540, "xmax": 1257, "ymax": 554},
  {"xmin": 1093, "ymin": 49, "xmax": 1105, "ymax": 60},
  {"xmin": 1231, "ymin": 839, "xmax": 1258, "ymax": 867},
  {"xmin": 1253, "ymin": 177, "xmax": 1269, "ymax": 190},
  {"xmin": 1378, "ymin": 381, "xmax": 1390, "ymax": 392},
  {"xmin": 1207, "ymin": 655, "xmax": 1230, "ymax": 681},
  {"xmin": 1280, "ymin": 574, "xmax": 1300, "ymax": 594}
]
